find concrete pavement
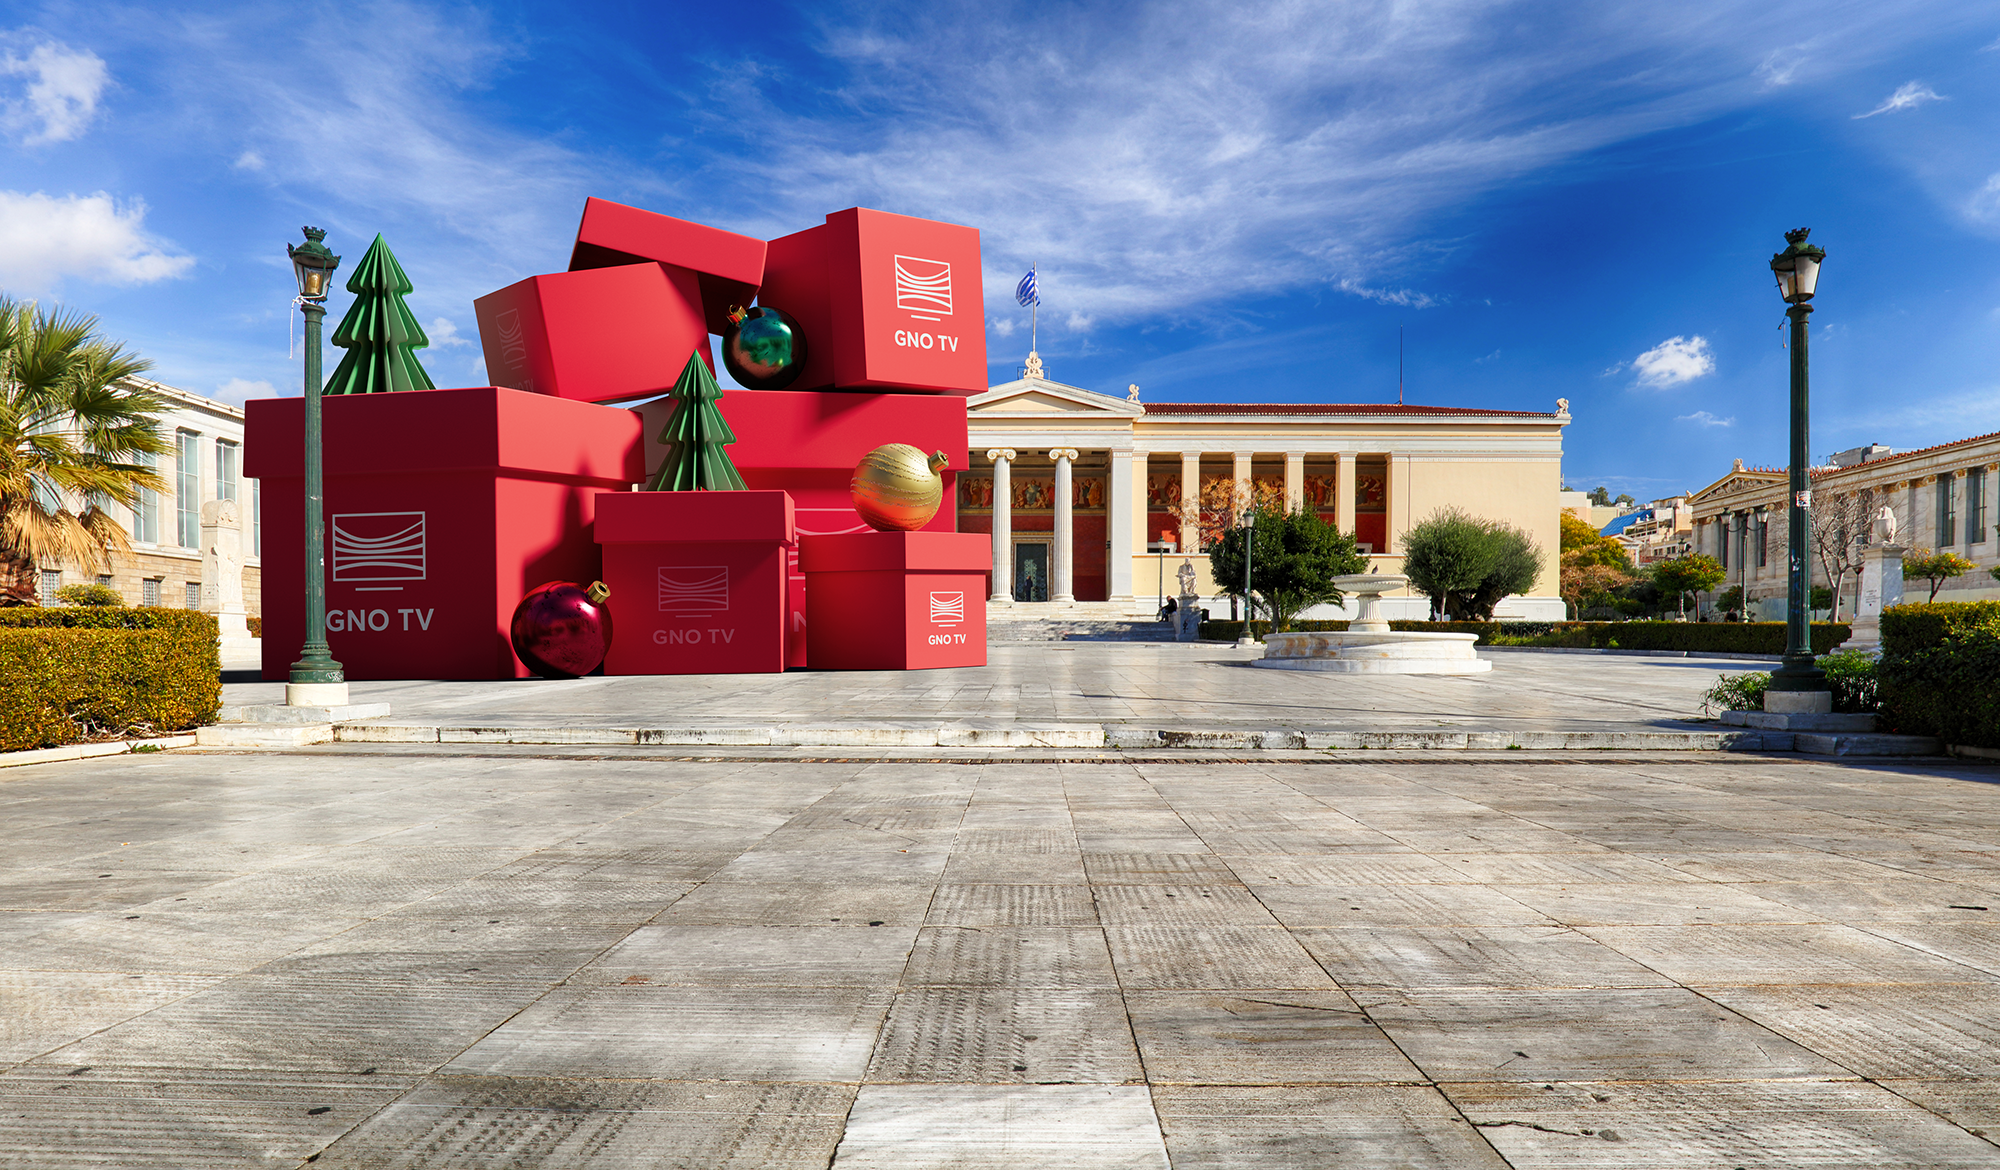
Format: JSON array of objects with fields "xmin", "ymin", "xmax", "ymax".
[{"xmin": 2, "ymin": 742, "xmax": 1998, "ymax": 1166}]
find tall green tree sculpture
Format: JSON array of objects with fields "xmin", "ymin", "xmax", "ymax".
[
  {"xmin": 323, "ymin": 234, "xmax": 436, "ymax": 395},
  {"xmin": 647, "ymin": 351, "xmax": 745, "ymax": 491}
]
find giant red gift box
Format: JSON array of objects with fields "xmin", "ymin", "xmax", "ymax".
[
  {"xmin": 594, "ymin": 490, "xmax": 795, "ymax": 675},
  {"xmin": 630, "ymin": 388, "xmax": 970, "ymax": 667},
  {"xmin": 568, "ymin": 197, "xmax": 766, "ymax": 335},
  {"xmin": 759, "ymin": 208, "xmax": 987, "ymax": 395},
  {"xmin": 474, "ymin": 262, "xmax": 710, "ymax": 404},
  {"xmin": 798, "ymin": 530, "xmax": 989, "ymax": 670},
  {"xmin": 245, "ymin": 387, "xmax": 644, "ymax": 681}
]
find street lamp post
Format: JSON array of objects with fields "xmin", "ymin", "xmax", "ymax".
[
  {"xmin": 286, "ymin": 227, "xmax": 346, "ymax": 707},
  {"xmin": 1767, "ymin": 227, "xmax": 1829, "ymax": 706},
  {"xmin": 1236, "ymin": 506, "xmax": 1258, "ymax": 646}
]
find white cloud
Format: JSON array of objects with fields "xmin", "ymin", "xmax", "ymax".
[
  {"xmin": 1677, "ymin": 410, "xmax": 1735, "ymax": 427},
  {"xmin": 1631, "ymin": 335, "xmax": 1715, "ymax": 388},
  {"xmin": 1065, "ymin": 311, "xmax": 1094, "ymax": 332},
  {"xmin": 989, "ymin": 317, "xmax": 1017, "ymax": 337},
  {"xmin": 427, "ymin": 316, "xmax": 469, "ymax": 348},
  {"xmin": 0, "ymin": 38, "xmax": 107, "ymax": 144},
  {"xmin": 216, "ymin": 377, "xmax": 278, "ymax": 402},
  {"xmin": 1853, "ymin": 81, "xmax": 1944, "ymax": 119},
  {"xmin": 1475, "ymin": 349, "xmax": 1501, "ymax": 364},
  {"xmin": 1336, "ymin": 279, "xmax": 1441, "ymax": 309},
  {"xmin": 1755, "ymin": 44, "xmax": 1809, "ymax": 88},
  {"xmin": 1967, "ymin": 174, "xmax": 2000, "ymax": 223},
  {"xmin": 233, "ymin": 150, "xmax": 263, "ymax": 171},
  {"xmin": 0, "ymin": 190, "xmax": 193, "ymax": 292}
]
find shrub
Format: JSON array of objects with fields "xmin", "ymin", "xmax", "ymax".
[
  {"xmin": 0, "ymin": 607, "xmax": 220, "ymax": 751},
  {"xmin": 53, "ymin": 582, "xmax": 123, "ymax": 607},
  {"xmin": 1401, "ymin": 507, "xmax": 1543, "ymax": 620},
  {"xmin": 1702, "ymin": 672, "xmax": 1769, "ymax": 714},
  {"xmin": 247, "ymin": 615, "xmax": 263, "ymax": 638},
  {"xmin": 1817, "ymin": 649, "xmax": 1880, "ymax": 714},
  {"xmin": 1198, "ymin": 619, "xmax": 1851, "ymax": 654},
  {"xmin": 1879, "ymin": 602, "xmax": 2000, "ymax": 746}
]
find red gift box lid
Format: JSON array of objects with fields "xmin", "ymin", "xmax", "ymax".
[
  {"xmin": 569, "ymin": 197, "xmax": 765, "ymax": 334},
  {"xmin": 798, "ymin": 529, "xmax": 989, "ymax": 573},
  {"xmin": 244, "ymin": 386, "xmax": 643, "ymax": 482},
  {"xmin": 595, "ymin": 489, "xmax": 796, "ymax": 545}
]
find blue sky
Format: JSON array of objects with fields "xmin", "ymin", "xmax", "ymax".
[{"xmin": 2, "ymin": 1, "xmax": 1998, "ymax": 500}]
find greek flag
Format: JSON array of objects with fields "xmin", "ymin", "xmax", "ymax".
[{"xmin": 1015, "ymin": 268, "xmax": 1038, "ymax": 307}]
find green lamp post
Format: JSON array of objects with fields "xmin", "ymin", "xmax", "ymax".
[
  {"xmin": 1767, "ymin": 227, "xmax": 1830, "ymax": 703},
  {"xmin": 286, "ymin": 227, "xmax": 346, "ymax": 705}
]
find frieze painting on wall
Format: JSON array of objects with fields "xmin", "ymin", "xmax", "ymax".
[
  {"xmin": 958, "ymin": 475, "xmax": 1105, "ymax": 511},
  {"xmin": 1356, "ymin": 474, "xmax": 1385, "ymax": 509},
  {"xmin": 1144, "ymin": 474, "xmax": 1180, "ymax": 508}
]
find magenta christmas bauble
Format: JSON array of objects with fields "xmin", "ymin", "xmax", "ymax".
[{"xmin": 510, "ymin": 580, "xmax": 613, "ymax": 678}]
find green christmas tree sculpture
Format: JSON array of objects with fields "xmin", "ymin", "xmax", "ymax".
[
  {"xmin": 323, "ymin": 234, "xmax": 437, "ymax": 395},
  {"xmin": 647, "ymin": 351, "xmax": 746, "ymax": 491}
]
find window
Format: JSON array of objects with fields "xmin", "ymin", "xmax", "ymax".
[
  {"xmin": 1756, "ymin": 512, "xmax": 1768, "ymax": 568},
  {"xmin": 141, "ymin": 578, "xmax": 160, "ymax": 606},
  {"xmin": 176, "ymin": 431, "xmax": 201, "ymax": 547},
  {"xmin": 1938, "ymin": 473, "xmax": 1956, "ymax": 546},
  {"xmin": 96, "ymin": 574, "xmax": 112, "ymax": 587},
  {"xmin": 217, "ymin": 441, "xmax": 239, "ymax": 504},
  {"xmin": 1968, "ymin": 468, "xmax": 1987, "ymax": 544},
  {"xmin": 1718, "ymin": 519, "xmax": 1729, "ymax": 569},
  {"xmin": 186, "ymin": 581, "xmax": 201, "ymax": 608},
  {"xmin": 132, "ymin": 453, "xmax": 160, "ymax": 543},
  {"xmin": 40, "ymin": 569, "xmax": 60, "ymax": 601}
]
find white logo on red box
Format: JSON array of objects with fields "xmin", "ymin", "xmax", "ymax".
[
  {"xmin": 894, "ymin": 255, "xmax": 953, "ymax": 320},
  {"xmin": 659, "ymin": 566, "xmax": 729, "ymax": 614},
  {"xmin": 929, "ymin": 591, "xmax": 964, "ymax": 626},
  {"xmin": 331, "ymin": 512, "xmax": 426, "ymax": 583}
]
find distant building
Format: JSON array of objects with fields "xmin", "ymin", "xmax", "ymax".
[
  {"xmin": 24, "ymin": 377, "xmax": 261, "ymax": 616},
  {"xmin": 1610, "ymin": 496, "xmax": 1695, "ymax": 567},
  {"xmin": 1689, "ymin": 438, "xmax": 2000, "ymax": 619}
]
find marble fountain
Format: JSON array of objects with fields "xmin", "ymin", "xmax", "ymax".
[{"xmin": 1250, "ymin": 574, "xmax": 1491, "ymax": 675}]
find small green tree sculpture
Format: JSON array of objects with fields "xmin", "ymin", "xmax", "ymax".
[
  {"xmin": 647, "ymin": 351, "xmax": 745, "ymax": 491},
  {"xmin": 323, "ymin": 234, "xmax": 436, "ymax": 395}
]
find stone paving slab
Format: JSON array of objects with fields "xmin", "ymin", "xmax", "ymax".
[{"xmin": 3, "ymin": 746, "xmax": 1999, "ymax": 1165}]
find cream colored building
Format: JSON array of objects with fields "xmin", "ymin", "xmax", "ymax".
[
  {"xmin": 958, "ymin": 357, "xmax": 1569, "ymax": 619},
  {"xmin": 1690, "ymin": 436, "xmax": 2000, "ymax": 619},
  {"xmin": 25, "ymin": 377, "xmax": 262, "ymax": 616},
  {"xmin": 1612, "ymin": 496, "xmax": 1695, "ymax": 566}
]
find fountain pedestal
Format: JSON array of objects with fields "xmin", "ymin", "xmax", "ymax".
[{"xmin": 1250, "ymin": 574, "xmax": 1491, "ymax": 675}]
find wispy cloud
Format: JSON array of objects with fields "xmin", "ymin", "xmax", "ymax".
[
  {"xmin": 1632, "ymin": 336, "xmax": 1715, "ymax": 388},
  {"xmin": 427, "ymin": 316, "xmax": 470, "ymax": 348},
  {"xmin": 1853, "ymin": 81, "xmax": 1945, "ymax": 119},
  {"xmin": 0, "ymin": 37, "xmax": 107, "ymax": 145},
  {"xmin": 1755, "ymin": 44, "xmax": 1809, "ymax": 88},
  {"xmin": 1677, "ymin": 410, "xmax": 1735, "ymax": 427},
  {"xmin": 0, "ymin": 190, "xmax": 193, "ymax": 292},
  {"xmin": 216, "ymin": 377, "xmax": 276, "ymax": 402},
  {"xmin": 1967, "ymin": 173, "xmax": 2000, "ymax": 224}
]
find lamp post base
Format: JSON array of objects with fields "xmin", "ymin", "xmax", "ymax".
[
  {"xmin": 1764, "ymin": 688, "xmax": 1832, "ymax": 715},
  {"xmin": 287, "ymin": 681, "xmax": 351, "ymax": 707}
]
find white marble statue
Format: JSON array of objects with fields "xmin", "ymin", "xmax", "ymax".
[
  {"xmin": 1176, "ymin": 558, "xmax": 1198, "ymax": 597},
  {"xmin": 1871, "ymin": 504, "xmax": 1899, "ymax": 545}
]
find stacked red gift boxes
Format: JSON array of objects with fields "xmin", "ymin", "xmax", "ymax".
[{"xmin": 247, "ymin": 198, "xmax": 991, "ymax": 680}]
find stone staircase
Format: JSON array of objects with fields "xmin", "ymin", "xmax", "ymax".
[{"xmin": 986, "ymin": 601, "xmax": 1184, "ymax": 643}]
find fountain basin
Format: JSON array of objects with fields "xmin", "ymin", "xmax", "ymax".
[{"xmin": 1247, "ymin": 573, "xmax": 1490, "ymax": 674}]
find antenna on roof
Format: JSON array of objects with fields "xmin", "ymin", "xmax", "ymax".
[{"xmin": 1398, "ymin": 324, "xmax": 1404, "ymax": 406}]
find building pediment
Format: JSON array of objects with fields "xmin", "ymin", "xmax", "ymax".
[
  {"xmin": 970, "ymin": 377, "xmax": 1144, "ymax": 418},
  {"xmin": 1690, "ymin": 464, "xmax": 1785, "ymax": 503}
]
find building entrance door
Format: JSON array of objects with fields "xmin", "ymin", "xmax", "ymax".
[{"xmin": 1013, "ymin": 542, "xmax": 1050, "ymax": 602}]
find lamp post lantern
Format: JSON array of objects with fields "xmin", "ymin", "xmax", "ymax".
[
  {"xmin": 1767, "ymin": 227, "xmax": 1829, "ymax": 704},
  {"xmin": 286, "ymin": 227, "xmax": 346, "ymax": 707}
]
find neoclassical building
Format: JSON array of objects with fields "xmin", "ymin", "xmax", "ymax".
[
  {"xmin": 958, "ymin": 357, "xmax": 1570, "ymax": 618},
  {"xmin": 1690, "ymin": 434, "xmax": 2000, "ymax": 619}
]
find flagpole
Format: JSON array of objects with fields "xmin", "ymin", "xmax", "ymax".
[{"xmin": 1031, "ymin": 265, "xmax": 1038, "ymax": 355}]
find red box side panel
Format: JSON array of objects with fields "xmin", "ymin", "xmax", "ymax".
[
  {"xmin": 825, "ymin": 208, "xmax": 988, "ymax": 395},
  {"xmin": 756, "ymin": 225, "xmax": 835, "ymax": 393},
  {"xmin": 475, "ymin": 264, "xmax": 710, "ymax": 404},
  {"xmin": 600, "ymin": 539, "xmax": 789, "ymax": 675}
]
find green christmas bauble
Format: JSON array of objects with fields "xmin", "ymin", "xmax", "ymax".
[{"xmin": 721, "ymin": 305, "xmax": 807, "ymax": 390}]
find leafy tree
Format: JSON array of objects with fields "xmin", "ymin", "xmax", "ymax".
[
  {"xmin": 1587, "ymin": 486, "xmax": 1611, "ymax": 506},
  {"xmin": 1401, "ymin": 506, "xmax": 1544, "ymax": 621},
  {"xmin": 0, "ymin": 299, "xmax": 166, "ymax": 600},
  {"xmin": 1809, "ymin": 585, "xmax": 1834, "ymax": 614},
  {"xmin": 648, "ymin": 351, "xmax": 746, "ymax": 491},
  {"xmin": 53, "ymin": 581, "xmax": 122, "ymax": 606},
  {"xmin": 1165, "ymin": 474, "xmax": 1286, "ymax": 552},
  {"xmin": 1902, "ymin": 548, "xmax": 1975, "ymax": 602},
  {"xmin": 1715, "ymin": 585, "xmax": 1745, "ymax": 617},
  {"xmin": 1208, "ymin": 507, "xmax": 1368, "ymax": 631},
  {"xmin": 323, "ymin": 234, "xmax": 437, "ymax": 395},
  {"xmin": 1614, "ymin": 492, "xmax": 1636, "ymax": 507},
  {"xmin": 1650, "ymin": 553, "xmax": 1725, "ymax": 619},
  {"xmin": 1561, "ymin": 560, "xmax": 1633, "ymax": 620}
]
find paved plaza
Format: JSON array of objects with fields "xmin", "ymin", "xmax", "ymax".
[
  {"xmin": 219, "ymin": 642, "xmax": 1781, "ymax": 749},
  {"xmin": 3, "ymin": 715, "xmax": 1999, "ymax": 1165}
]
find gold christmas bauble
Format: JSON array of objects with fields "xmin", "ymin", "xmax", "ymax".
[{"xmin": 851, "ymin": 443, "xmax": 950, "ymax": 531}]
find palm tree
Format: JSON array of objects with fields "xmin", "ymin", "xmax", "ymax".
[{"xmin": 0, "ymin": 298, "xmax": 168, "ymax": 598}]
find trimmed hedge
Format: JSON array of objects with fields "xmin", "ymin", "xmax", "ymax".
[
  {"xmin": 1879, "ymin": 602, "xmax": 2000, "ymax": 747},
  {"xmin": 1201, "ymin": 619, "xmax": 1851, "ymax": 655},
  {"xmin": 0, "ymin": 608, "xmax": 221, "ymax": 751}
]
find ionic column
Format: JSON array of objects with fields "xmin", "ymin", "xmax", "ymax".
[
  {"xmin": 1179, "ymin": 451, "xmax": 1201, "ymax": 554},
  {"xmin": 988, "ymin": 448, "xmax": 1015, "ymax": 604},
  {"xmin": 1232, "ymin": 451, "xmax": 1254, "ymax": 515},
  {"xmin": 1334, "ymin": 452, "xmax": 1357, "ymax": 537},
  {"xmin": 1050, "ymin": 447, "xmax": 1078, "ymax": 604},
  {"xmin": 1284, "ymin": 452, "xmax": 1305, "ymax": 512},
  {"xmin": 1107, "ymin": 449, "xmax": 1135, "ymax": 603}
]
